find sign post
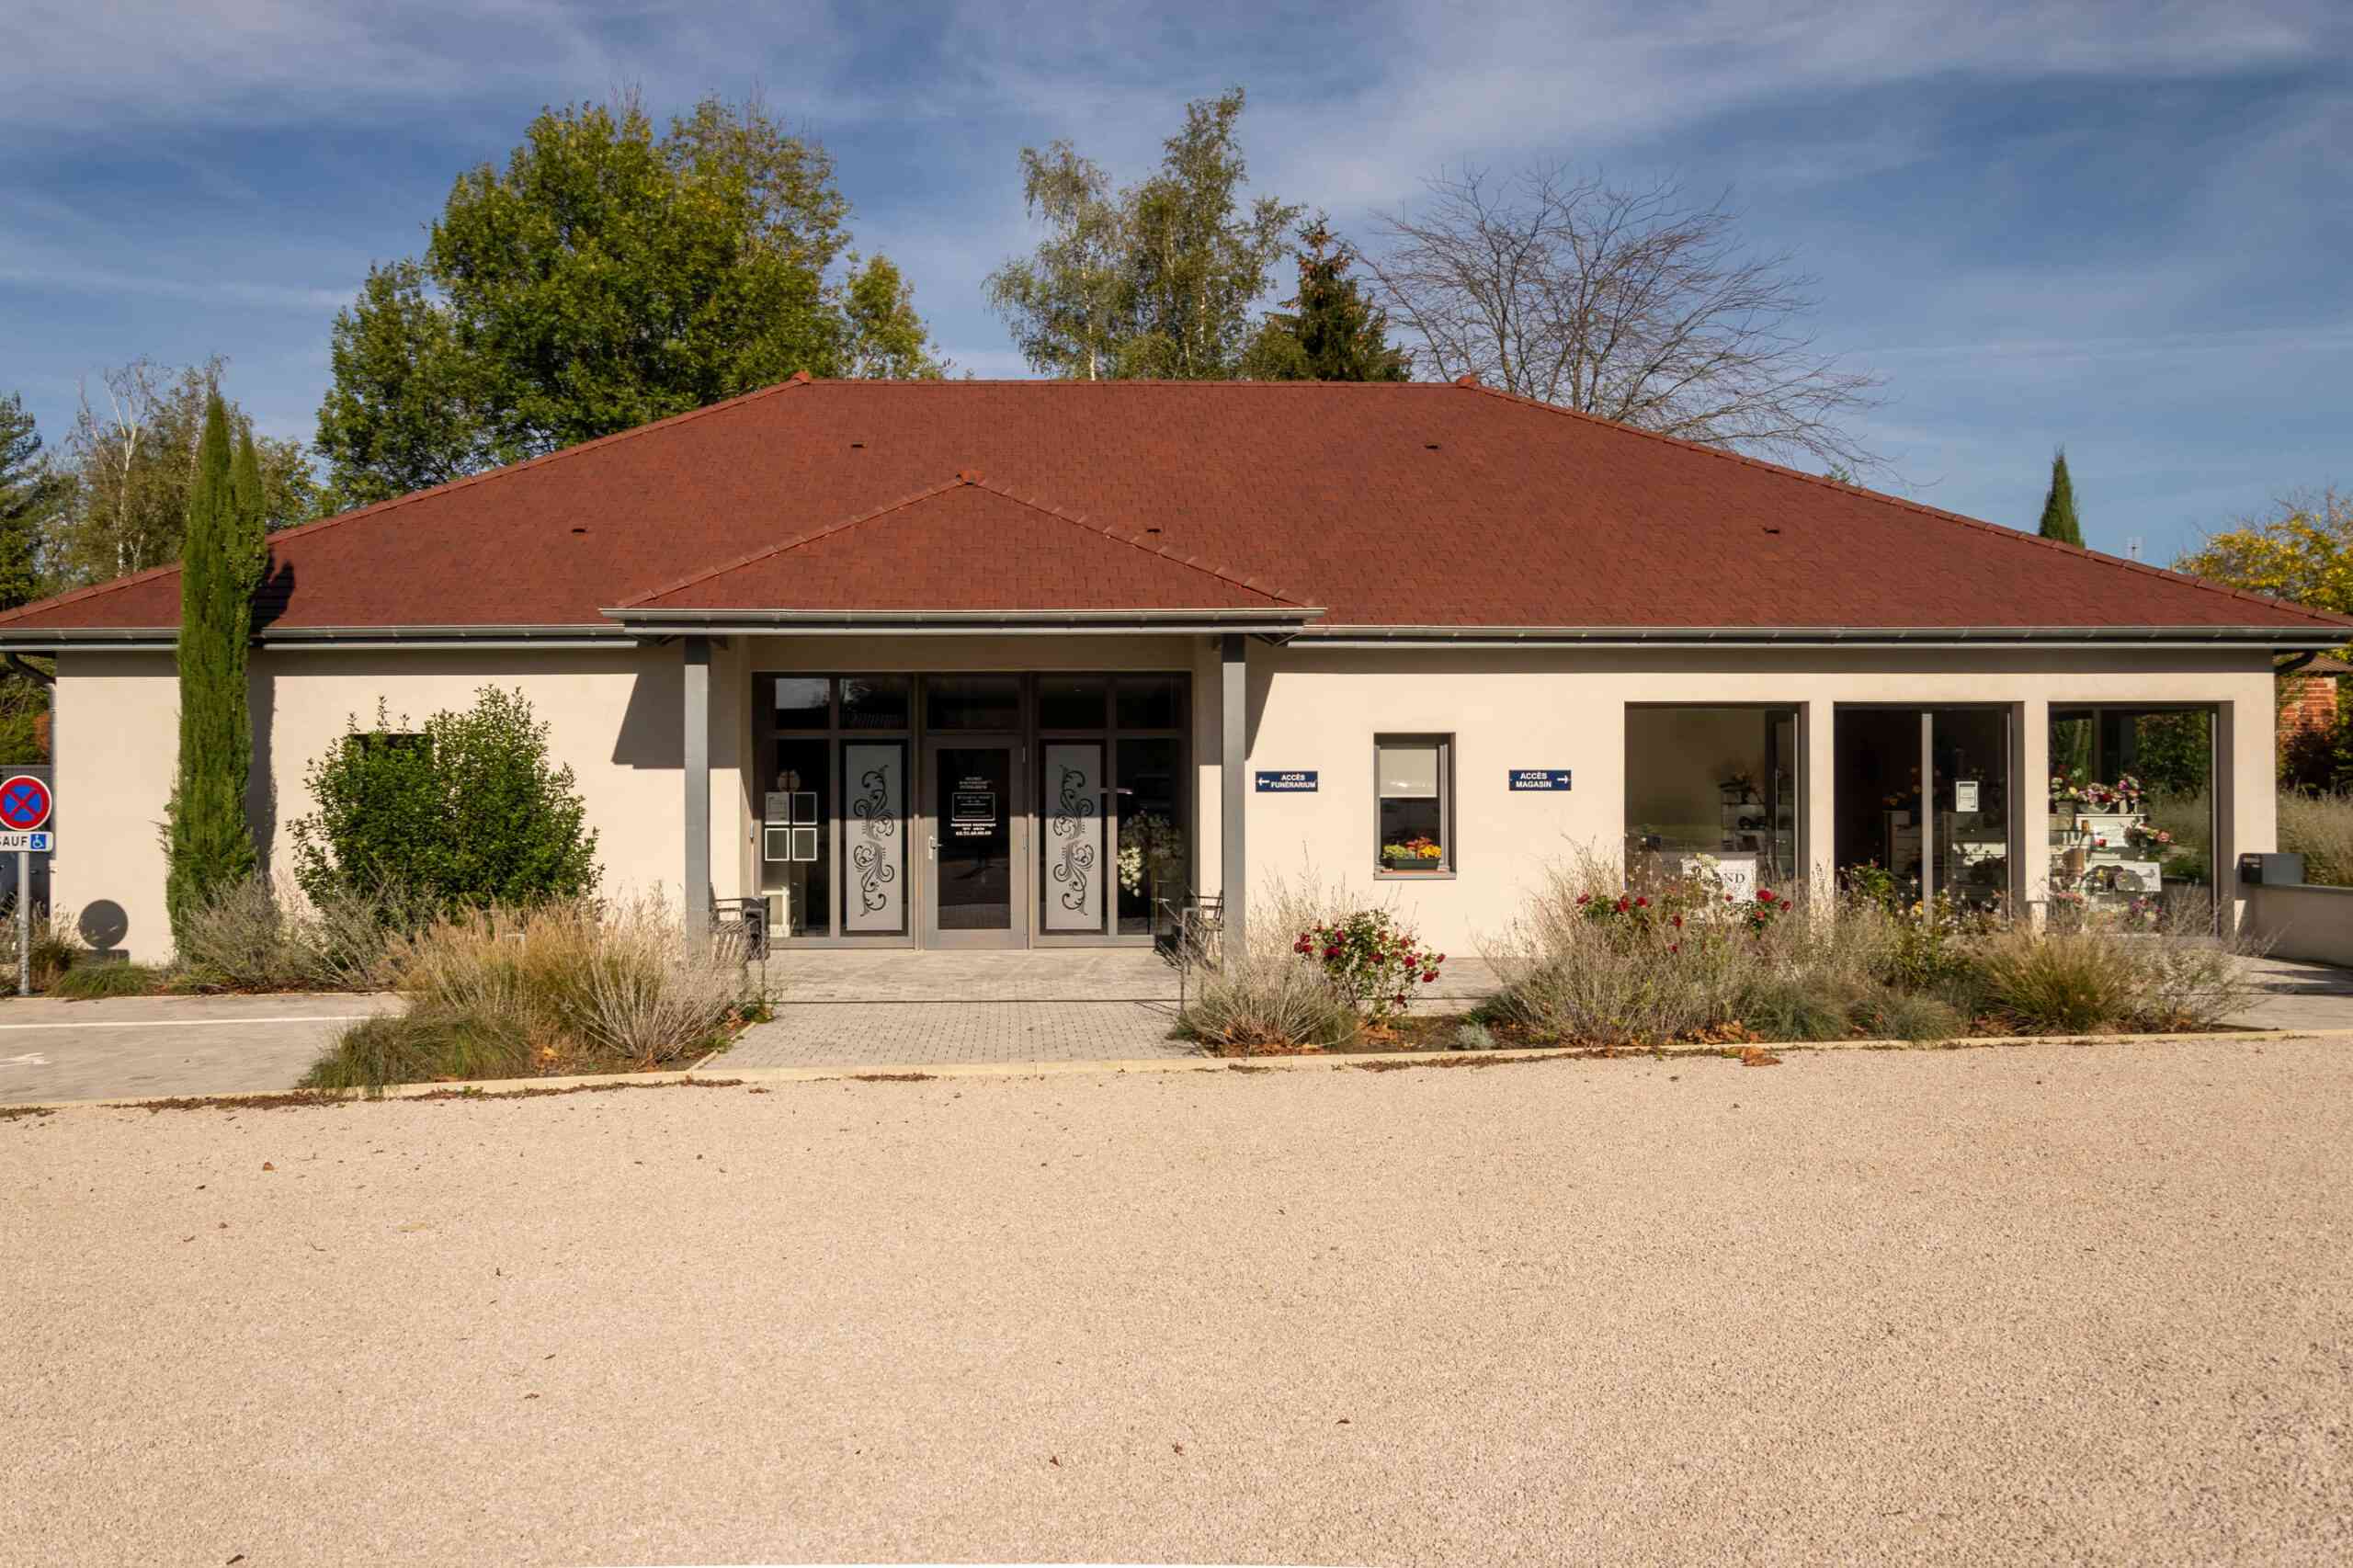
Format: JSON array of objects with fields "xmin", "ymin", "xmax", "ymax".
[{"xmin": 0, "ymin": 775, "xmax": 55, "ymax": 997}]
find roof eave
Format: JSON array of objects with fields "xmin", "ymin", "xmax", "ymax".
[
  {"xmin": 1298, "ymin": 623, "xmax": 2349, "ymax": 650},
  {"xmin": 0, "ymin": 623, "xmax": 632, "ymax": 652},
  {"xmin": 600, "ymin": 606, "xmax": 1324, "ymax": 636}
]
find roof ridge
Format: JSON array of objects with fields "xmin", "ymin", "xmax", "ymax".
[
  {"xmin": 0, "ymin": 372, "xmax": 822, "ymax": 631},
  {"xmin": 1454, "ymin": 381, "xmax": 2353, "ymax": 632},
  {"xmin": 961, "ymin": 473, "xmax": 1307, "ymax": 607}
]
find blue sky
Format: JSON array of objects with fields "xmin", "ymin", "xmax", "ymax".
[{"xmin": 3, "ymin": 0, "xmax": 2347, "ymax": 563}]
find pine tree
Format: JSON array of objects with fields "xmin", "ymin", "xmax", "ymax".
[
  {"xmin": 165, "ymin": 392, "xmax": 266, "ymax": 945},
  {"xmin": 1244, "ymin": 221, "xmax": 1412, "ymax": 381},
  {"xmin": 2038, "ymin": 449, "xmax": 2083, "ymax": 546}
]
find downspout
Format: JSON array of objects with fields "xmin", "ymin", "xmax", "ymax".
[{"xmin": 2275, "ymin": 651, "xmax": 2323, "ymax": 677}]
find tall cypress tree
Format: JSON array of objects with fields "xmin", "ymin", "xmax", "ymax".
[
  {"xmin": 2037, "ymin": 449, "xmax": 2083, "ymax": 546},
  {"xmin": 165, "ymin": 392, "xmax": 265, "ymax": 945}
]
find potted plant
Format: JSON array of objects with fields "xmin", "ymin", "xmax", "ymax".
[{"xmin": 1380, "ymin": 835, "xmax": 1444, "ymax": 871}]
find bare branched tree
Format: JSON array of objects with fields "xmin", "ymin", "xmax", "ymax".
[{"xmin": 1366, "ymin": 165, "xmax": 1886, "ymax": 472}]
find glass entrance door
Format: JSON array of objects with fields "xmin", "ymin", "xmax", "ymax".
[
  {"xmin": 925, "ymin": 741, "xmax": 1026, "ymax": 948},
  {"xmin": 1833, "ymin": 706, "xmax": 2015, "ymax": 911}
]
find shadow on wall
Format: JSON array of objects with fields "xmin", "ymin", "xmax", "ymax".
[
  {"xmin": 248, "ymin": 661, "xmax": 278, "ymax": 869},
  {"xmin": 615, "ymin": 665, "xmax": 684, "ymax": 769}
]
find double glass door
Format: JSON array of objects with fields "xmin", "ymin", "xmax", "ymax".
[{"xmin": 924, "ymin": 740, "xmax": 1026, "ymax": 948}]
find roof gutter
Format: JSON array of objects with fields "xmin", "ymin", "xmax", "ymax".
[
  {"xmin": 600, "ymin": 607, "xmax": 1324, "ymax": 636},
  {"xmin": 0, "ymin": 623, "xmax": 634, "ymax": 653},
  {"xmin": 1299, "ymin": 624, "xmax": 2351, "ymax": 652}
]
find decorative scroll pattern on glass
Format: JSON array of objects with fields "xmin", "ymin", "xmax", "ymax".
[
  {"xmin": 843, "ymin": 743, "xmax": 904, "ymax": 933},
  {"xmin": 1043, "ymin": 743, "xmax": 1104, "ymax": 931}
]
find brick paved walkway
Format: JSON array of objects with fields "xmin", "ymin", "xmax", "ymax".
[
  {"xmin": 722, "ymin": 949, "xmax": 1498, "ymax": 1068},
  {"xmin": 713, "ymin": 946, "xmax": 2353, "ymax": 1071}
]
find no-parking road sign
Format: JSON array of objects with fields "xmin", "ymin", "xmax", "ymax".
[{"xmin": 0, "ymin": 775, "xmax": 51, "ymax": 834}]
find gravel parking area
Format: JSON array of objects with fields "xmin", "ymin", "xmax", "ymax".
[{"xmin": 6, "ymin": 1038, "xmax": 2351, "ymax": 1565}]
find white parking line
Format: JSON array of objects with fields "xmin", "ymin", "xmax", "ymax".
[{"xmin": 0, "ymin": 1015, "xmax": 374, "ymax": 1031}]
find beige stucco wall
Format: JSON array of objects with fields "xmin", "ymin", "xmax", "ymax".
[
  {"xmin": 51, "ymin": 635, "xmax": 2276, "ymax": 962},
  {"xmin": 54, "ymin": 643, "xmax": 726, "ymax": 961},
  {"xmin": 1232, "ymin": 642, "xmax": 2277, "ymax": 955},
  {"xmin": 2243, "ymin": 881, "xmax": 2353, "ymax": 966}
]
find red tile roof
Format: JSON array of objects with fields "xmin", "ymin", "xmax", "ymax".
[
  {"xmin": 621, "ymin": 472, "xmax": 1304, "ymax": 612},
  {"xmin": 3, "ymin": 378, "xmax": 2346, "ymax": 640}
]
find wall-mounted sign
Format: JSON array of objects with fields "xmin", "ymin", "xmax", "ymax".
[
  {"xmin": 763, "ymin": 824, "xmax": 819, "ymax": 863},
  {"xmin": 1954, "ymin": 779, "xmax": 1980, "ymax": 812},
  {"xmin": 1255, "ymin": 770, "xmax": 1318, "ymax": 792},
  {"xmin": 1509, "ymin": 769, "xmax": 1573, "ymax": 791}
]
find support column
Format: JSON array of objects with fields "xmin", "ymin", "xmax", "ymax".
[
  {"xmin": 2018, "ymin": 699, "xmax": 2049, "ymax": 920},
  {"xmin": 1802, "ymin": 699, "xmax": 1837, "ymax": 898},
  {"xmin": 1220, "ymin": 632, "xmax": 1247, "ymax": 955},
  {"xmin": 683, "ymin": 635, "xmax": 711, "ymax": 947}
]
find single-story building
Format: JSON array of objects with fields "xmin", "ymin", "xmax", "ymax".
[{"xmin": 2, "ymin": 375, "xmax": 2344, "ymax": 961}]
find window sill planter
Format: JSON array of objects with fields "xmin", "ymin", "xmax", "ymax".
[{"xmin": 1379, "ymin": 853, "xmax": 1448, "ymax": 874}]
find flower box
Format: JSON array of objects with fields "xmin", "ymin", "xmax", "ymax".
[{"xmin": 1381, "ymin": 846, "xmax": 1445, "ymax": 871}]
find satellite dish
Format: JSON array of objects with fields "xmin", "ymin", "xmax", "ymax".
[{"xmin": 78, "ymin": 900, "xmax": 129, "ymax": 951}]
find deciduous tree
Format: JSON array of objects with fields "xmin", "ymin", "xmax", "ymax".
[
  {"xmin": 316, "ymin": 93, "xmax": 939, "ymax": 507},
  {"xmin": 2176, "ymin": 488, "xmax": 2353, "ymax": 615},
  {"xmin": 986, "ymin": 88, "xmax": 1302, "ymax": 381},
  {"xmin": 54, "ymin": 358, "xmax": 314, "ymax": 584},
  {"xmin": 1367, "ymin": 165, "xmax": 1884, "ymax": 471}
]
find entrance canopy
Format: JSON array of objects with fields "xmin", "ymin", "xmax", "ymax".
[{"xmin": 603, "ymin": 471, "xmax": 1323, "ymax": 637}]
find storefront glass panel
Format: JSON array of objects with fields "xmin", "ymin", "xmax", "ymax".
[
  {"xmin": 1626, "ymin": 706, "xmax": 1800, "ymax": 896},
  {"xmin": 2048, "ymin": 706, "xmax": 2214, "ymax": 924}
]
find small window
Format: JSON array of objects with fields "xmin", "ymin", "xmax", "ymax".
[
  {"xmin": 1115, "ymin": 674, "xmax": 1184, "ymax": 730},
  {"xmin": 1376, "ymin": 734, "xmax": 1451, "ymax": 873},
  {"xmin": 767, "ymin": 676, "xmax": 831, "ymax": 730},
  {"xmin": 837, "ymin": 675, "xmax": 909, "ymax": 730}
]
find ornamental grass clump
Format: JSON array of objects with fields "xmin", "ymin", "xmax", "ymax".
[
  {"xmin": 172, "ymin": 874, "xmax": 439, "ymax": 993},
  {"xmin": 302, "ymin": 894, "xmax": 746, "ymax": 1091},
  {"xmin": 1483, "ymin": 850, "xmax": 1840, "ymax": 1046},
  {"xmin": 1176, "ymin": 874, "xmax": 1366, "ymax": 1054}
]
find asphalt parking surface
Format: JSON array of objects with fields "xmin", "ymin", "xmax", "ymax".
[
  {"xmin": 5, "ymin": 1037, "xmax": 2350, "ymax": 1565},
  {"xmin": 0, "ymin": 994, "xmax": 396, "ymax": 1105}
]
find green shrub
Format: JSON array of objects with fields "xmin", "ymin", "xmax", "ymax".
[
  {"xmin": 301, "ymin": 1009, "xmax": 533, "ymax": 1095},
  {"xmin": 1293, "ymin": 907, "xmax": 1444, "ymax": 1022},
  {"xmin": 49, "ymin": 961, "xmax": 167, "ymax": 1000},
  {"xmin": 291, "ymin": 687, "xmax": 599, "ymax": 911}
]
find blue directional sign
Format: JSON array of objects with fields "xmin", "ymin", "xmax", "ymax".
[
  {"xmin": 1255, "ymin": 770, "xmax": 1319, "ymax": 792},
  {"xmin": 1508, "ymin": 768, "xmax": 1573, "ymax": 791}
]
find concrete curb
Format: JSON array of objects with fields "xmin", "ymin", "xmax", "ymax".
[{"xmin": 10, "ymin": 1026, "xmax": 2353, "ymax": 1114}]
